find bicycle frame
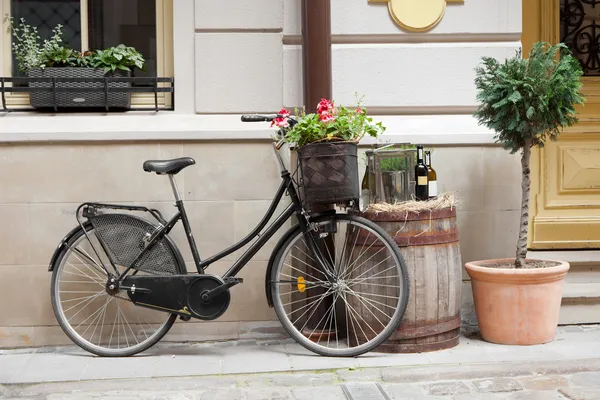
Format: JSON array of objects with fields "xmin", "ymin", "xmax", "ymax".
[{"xmin": 76, "ymin": 142, "xmax": 337, "ymax": 284}]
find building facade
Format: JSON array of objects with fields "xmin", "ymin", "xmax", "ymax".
[{"xmin": 0, "ymin": 0, "xmax": 598, "ymax": 348}]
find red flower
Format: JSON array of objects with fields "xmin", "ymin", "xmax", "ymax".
[
  {"xmin": 271, "ymin": 118, "xmax": 289, "ymax": 128},
  {"xmin": 317, "ymin": 98, "xmax": 334, "ymax": 115},
  {"xmin": 319, "ymin": 112, "xmax": 335, "ymax": 123},
  {"xmin": 356, "ymin": 107, "xmax": 363, "ymax": 114},
  {"xmin": 271, "ymin": 108, "xmax": 291, "ymax": 128}
]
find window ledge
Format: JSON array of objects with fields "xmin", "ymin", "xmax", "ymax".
[{"xmin": 0, "ymin": 113, "xmax": 497, "ymax": 144}]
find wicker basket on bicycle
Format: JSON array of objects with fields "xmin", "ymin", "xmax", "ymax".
[{"xmin": 296, "ymin": 141, "xmax": 359, "ymax": 208}]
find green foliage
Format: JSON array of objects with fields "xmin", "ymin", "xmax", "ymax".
[
  {"xmin": 282, "ymin": 97, "xmax": 386, "ymax": 147},
  {"xmin": 378, "ymin": 144, "xmax": 417, "ymax": 172},
  {"xmin": 8, "ymin": 17, "xmax": 144, "ymax": 74},
  {"xmin": 473, "ymin": 42, "xmax": 585, "ymax": 153},
  {"xmin": 89, "ymin": 45, "xmax": 145, "ymax": 73},
  {"xmin": 8, "ymin": 16, "xmax": 65, "ymax": 72}
]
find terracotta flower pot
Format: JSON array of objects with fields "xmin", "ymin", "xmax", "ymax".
[{"xmin": 464, "ymin": 258, "xmax": 569, "ymax": 345}]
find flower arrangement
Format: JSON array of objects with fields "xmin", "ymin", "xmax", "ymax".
[
  {"xmin": 275, "ymin": 98, "xmax": 385, "ymax": 147},
  {"xmin": 8, "ymin": 17, "xmax": 145, "ymax": 74}
]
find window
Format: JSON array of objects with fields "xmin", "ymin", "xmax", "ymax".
[
  {"xmin": 561, "ymin": 0, "xmax": 600, "ymax": 76},
  {"xmin": 1, "ymin": 0, "xmax": 173, "ymax": 108}
]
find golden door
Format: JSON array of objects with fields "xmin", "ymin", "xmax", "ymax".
[{"xmin": 523, "ymin": 0, "xmax": 600, "ymax": 250}]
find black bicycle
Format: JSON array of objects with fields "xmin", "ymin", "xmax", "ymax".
[{"xmin": 48, "ymin": 114, "xmax": 410, "ymax": 357}]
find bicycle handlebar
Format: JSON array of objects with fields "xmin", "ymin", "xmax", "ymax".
[
  {"xmin": 241, "ymin": 114, "xmax": 273, "ymax": 122},
  {"xmin": 241, "ymin": 114, "xmax": 295, "ymax": 158},
  {"xmin": 241, "ymin": 114, "xmax": 297, "ymax": 126}
]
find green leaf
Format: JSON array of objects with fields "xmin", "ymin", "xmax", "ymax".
[{"xmin": 526, "ymin": 106, "xmax": 535, "ymax": 119}]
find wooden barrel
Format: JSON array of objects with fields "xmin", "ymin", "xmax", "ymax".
[{"xmin": 352, "ymin": 207, "xmax": 463, "ymax": 353}]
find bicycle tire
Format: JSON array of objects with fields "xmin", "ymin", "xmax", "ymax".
[
  {"xmin": 270, "ymin": 213, "xmax": 410, "ymax": 357},
  {"xmin": 50, "ymin": 221, "xmax": 185, "ymax": 357}
]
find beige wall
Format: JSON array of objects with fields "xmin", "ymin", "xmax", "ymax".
[
  {"xmin": 0, "ymin": 141, "xmax": 520, "ymax": 347},
  {"xmin": 0, "ymin": 0, "xmax": 525, "ymax": 347},
  {"xmin": 0, "ymin": 141, "xmax": 290, "ymax": 347}
]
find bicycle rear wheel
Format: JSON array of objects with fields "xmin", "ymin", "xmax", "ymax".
[
  {"xmin": 270, "ymin": 214, "xmax": 409, "ymax": 357},
  {"xmin": 50, "ymin": 216, "xmax": 185, "ymax": 357}
]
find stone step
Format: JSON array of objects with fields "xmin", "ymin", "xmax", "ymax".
[
  {"xmin": 562, "ymin": 282, "xmax": 600, "ymax": 304},
  {"xmin": 560, "ymin": 274, "xmax": 600, "ymax": 324}
]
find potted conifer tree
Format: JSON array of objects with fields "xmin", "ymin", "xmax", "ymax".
[{"xmin": 466, "ymin": 42, "xmax": 586, "ymax": 345}]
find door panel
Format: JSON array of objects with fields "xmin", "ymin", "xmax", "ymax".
[{"xmin": 525, "ymin": 1, "xmax": 600, "ymax": 249}]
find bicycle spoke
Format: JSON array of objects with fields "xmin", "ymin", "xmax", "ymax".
[
  {"xmin": 347, "ymin": 264, "xmax": 397, "ymax": 286},
  {"xmin": 348, "ymin": 282, "xmax": 401, "ymax": 289},
  {"xmin": 62, "ymin": 291, "xmax": 105, "ymax": 315},
  {"xmin": 343, "ymin": 290, "xmax": 360, "ymax": 348},
  {"xmin": 348, "ymin": 275, "xmax": 400, "ymax": 284},
  {"xmin": 340, "ymin": 230, "xmax": 373, "ymax": 280},
  {"xmin": 61, "ymin": 293, "xmax": 105, "ymax": 305},
  {"xmin": 74, "ymin": 297, "xmax": 111, "ymax": 330},
  {"xmin": 294, "ymin": 243, "xmax": 315, "ymax": 262},
  {"xmin": 118, "ymin": 305, "xmax": 135, "ymax": 346},
  {"xmin": 69, "ymin": 248, "xmax": 106, "ymax": 280},
  {"xmin": 281, "ymin": 269, "xmax": 327, "ymax": 285},
  {"xmin": 308, "ymin": 293, "xmax": 338, "ymax": 341},
  {"xmin": 95, "ymin": 297, "xmax": 112, "ymax": 345},
  {"xmin": 80, "ymin": 298, "xmax": 110, "ymax": 339},
  {"xmin": 290, "ymin": 289, "xmax": 333, "ymax": 325},
  {"xmin": 336, "ymin": 225, "xmax": 353, "ymax": 277},
  {"xmin": 350, "ymin": 290, "xmax": 400, "ymax": 301},
  {"xmin": 300, "ymin": 236, "xmax": 335, "ymax": 277},
  {"xmin": 346, "ymin": 289, "xmax": 399, "ymax": 311},
  {"xmin": 341, "ymin": 226, "xmax": 361, "ymax": 277},
  {"xmin": 282, "ymin": 291, "xmax": 329, "ymax": 308},
  {"xmin": 342, "ymin": 247, "xmax": 387, "ymax": 282},
  {"xmin": 64, "ymin": 261, "xmax": 104, "ymax": 284},
  {"xmin": 345, "ymin": 288, "xmax": 391, "ymax": 329},
  {"xmin": 62, "ymin": 269, "xmax": 104, "ymax": 285},
  {"xmin": 296, "ymin": 289, "xmax": 333, "ymax": 332},
  {"xmin": 70, "ymin": 245, "xmax": 107, "ymax": 277},
  {"xmin": 135, "ymin": 313, "xmax": 150, "ymax": 341},
  {"xmin": 108, "ymin": 307, "xmax": 117, "ymax": 349},
  {"xmin": 339, "ymin": 292, "xmax": 377, "ymax": 338}
]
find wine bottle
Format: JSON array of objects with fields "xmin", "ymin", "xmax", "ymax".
[
  {"xmin": 425, "ymin": 150, "xmax": 438, "ymax": 199},
  {"xmin": 360, "ymin": 163, "xmax": 375, "ymax": 210},
  {"xmin": 415, "ymin": 145, "xmax": 428, "ymax": 201}
]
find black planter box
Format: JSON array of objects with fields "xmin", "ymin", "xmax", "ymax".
[
  {"xmin": 297, "ymin": 141, "xmax": 359, "ymax": 207},
  {"xmin": 28, "ymin": 67, "xmax": 131, "ymax": 109}
]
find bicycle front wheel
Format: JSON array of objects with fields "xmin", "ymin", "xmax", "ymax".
[{"xmin": 271, "ymin": 214, "xmax": 409, "ymax": 357}]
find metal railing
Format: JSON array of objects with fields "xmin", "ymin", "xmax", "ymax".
[{"xmin": 0, "ymin": 76, "xmax": 175, "ymax": 112}]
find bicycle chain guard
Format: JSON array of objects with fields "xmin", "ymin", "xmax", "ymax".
[{"xmin": 122, "ymin": 274, "xmax": 231, "ymax": 321}]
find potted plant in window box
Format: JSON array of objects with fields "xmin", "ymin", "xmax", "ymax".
[
  {"xmin": 277, "ymin": 98, "xmax": 385, "ymax": 208},
  {"xmin": 467, "ymin": 42, "xmax": 585, "ymax": 345},
  {"xmin": 9, "ymin": 18, "xmax": 145, "ymax": 110}
]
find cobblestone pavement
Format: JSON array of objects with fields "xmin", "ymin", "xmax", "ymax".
[
  {"xmin": 2, "ymin": 326, "xmax": 600, "ymax": 399},
  {"xmin": 1, "ymin": 358, "xmax": 600, "ymax": 399}
]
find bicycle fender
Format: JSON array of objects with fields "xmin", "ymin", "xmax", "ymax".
[
  {"xmin": 265, "ymin": 223, "xmax": 302, "ymax": 307},
  {"xmin": 48, "ymin": 222, "xmax": 92, "ymax": 271}
]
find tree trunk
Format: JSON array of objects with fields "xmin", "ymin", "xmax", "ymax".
[{"xmin": 515, "ymin": 141, "xmax": 532, "ymax": 268}]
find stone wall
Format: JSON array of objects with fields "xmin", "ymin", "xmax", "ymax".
[
  {"xmin": 0, "ymin": 141, "xmax": 520, "ymax": 346},
  {"xmin": 0, "ymin": 0, "xmax": 525, "ymax": 346}
]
